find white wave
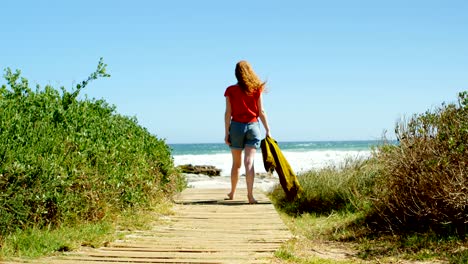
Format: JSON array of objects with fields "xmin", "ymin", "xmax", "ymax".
[{"xmin": 173, "ymin": 150, "xmax": 371, "ymax": 177}]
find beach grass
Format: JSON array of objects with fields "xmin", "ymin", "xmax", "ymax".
[
  {"xmin": 270, "ymin": 91, "xmax": 468, "ymax": 263},
  {"xmin": 269, "ymin": 156, "xmax": 378, "ymax": 216},
  {"xmin": 0, "ymin": 221, "xmax": 114, "ymax": 259},
  {"xmin": 274, "ymin": 207, "xmax": 467, "ymax": 263},
  {"xmin": 270, "ymin": 159, "xmax": 467, "ymax": 263},
  {"xmin": 368, "ymin": 92, "xmax": 468, "ymax": 235},
  {"xmin": 0, "ymin": 198, "xmax": 173, "ymax": 259},
  {"xmin": 270, "ymin": 158, "xmax": 467, "ymax": 263}
]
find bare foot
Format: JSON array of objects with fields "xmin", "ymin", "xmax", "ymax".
[
  {"xmin": 248, "ymin": 196, "xmax": 258, "ymax": 204},
  {"xmin": 225, "ymin": 192, "xmax": 234, "ymax": 200}
]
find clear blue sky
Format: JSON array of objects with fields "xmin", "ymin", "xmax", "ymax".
[{"xmin": 2, "ymin": 1, "xmax": 467, "ymax": 143}]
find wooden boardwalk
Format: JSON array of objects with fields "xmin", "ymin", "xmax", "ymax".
[{"xmin": 8, "ymin": 188, "xmax": 291, "ymax": 264}]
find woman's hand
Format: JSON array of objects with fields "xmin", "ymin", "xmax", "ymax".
[{"xmin": 224, "ymin": 134, "xmax": 231, "ymax": 146}]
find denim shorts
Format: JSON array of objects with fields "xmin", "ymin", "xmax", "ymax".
[{"xmin": 229, "ymin": 121, "xmax": 261, "ymax": 150}]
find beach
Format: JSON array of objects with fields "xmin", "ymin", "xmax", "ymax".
[
  {"xmin": 183, "ymin": 172, "xmax": 279, "ymax": 192},
  {"xmin": 172, "ymin": 141, "xmax": 376, "ymax": 191}
]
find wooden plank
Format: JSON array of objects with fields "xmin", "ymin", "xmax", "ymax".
[{"xmin": 8, "ymin": 188, "xmax": 291, "ymax": 264}]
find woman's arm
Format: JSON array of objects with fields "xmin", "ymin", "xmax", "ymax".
[
  {"xmin": 224, "ymin": 97, "xmax": 232, "ymax": 145},
  {"xmin": 258, "ymin": 94, "xmax": 271, "ymax": 138}
]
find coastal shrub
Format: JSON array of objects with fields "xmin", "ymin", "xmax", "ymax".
[
  {"xmin": 270, "ymin": 157, "xmax": 379, "ymax": 215},
  {"xmin": 0, "ymin": 59, "xmax": 183, "ymax": 237},
  {"xmin": 369, "ymin": 91, "xmax": 468, "ymax": 235}
]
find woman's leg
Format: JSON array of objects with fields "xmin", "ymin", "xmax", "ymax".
[
  {"xmin": 244, "ymin": 146, "xmax": 257, "ymax": 204},
  {"xmin": 227, "ymin": 148, "xmax": 242, "ymax": 200}
]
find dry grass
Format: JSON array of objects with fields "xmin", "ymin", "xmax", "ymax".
[
  {"xmin": 269, "ymin": 91, "xmax": 468, "ymax": 263},
  {"xmin": 369, "ymin": 92, "xmax": 468, "ymax": 235}
]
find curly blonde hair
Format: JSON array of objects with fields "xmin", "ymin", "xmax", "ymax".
[{"xmin": 235, "ymin": 60, "xmax": 266, "ymax": 95}]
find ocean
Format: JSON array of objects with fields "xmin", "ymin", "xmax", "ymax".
[{"xmin": 170, "ymin": 140, "xmax": 379, "ymax": 177}]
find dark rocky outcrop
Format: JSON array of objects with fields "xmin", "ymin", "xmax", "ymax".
[{"xmin": 177, "ymin": 164, "xmax": 221, "ymax": 176}]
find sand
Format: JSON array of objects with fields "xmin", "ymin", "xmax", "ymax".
[{"xmin": 184, "ymin": 173, "xmax": 279, "ymax": 192}]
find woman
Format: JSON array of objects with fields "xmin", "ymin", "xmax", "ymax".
[{"xmin": 224, "ymin": 60, "xmax": 271, "ymax": 204}]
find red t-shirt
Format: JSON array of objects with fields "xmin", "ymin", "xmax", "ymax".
[{"xmin": 224, "ymin": 85, "xmax": 261, "ymax": 123}]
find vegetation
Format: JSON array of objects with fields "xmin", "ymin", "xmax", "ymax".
[
  {"xmin": 1, "ymin": 58, "xmax": 466, "ymax": 262},
  {"xmin": 270, "ymin": 157, "xmax": 378, "ymax": 216},
  {"xmin": 270, "ymin": 91, "xmax": 467, "ymax": 263},
  {"xmin": 370, "ymin": 91, "xmax": 468, "ymax": 235},
  {"xmin": 274, "ymin": 209, "xmax": 468, "ymax": 264},
  {"xmin": 0, "ymin": 59, "xmax": 185, "ymax": 257},
  {"xmin": 0, "ymin": 199, "xmax": 173, "ymax": 259},
  {"xmin": 0, "ymin": 221, "xmax": 115, "ymax": 258}
]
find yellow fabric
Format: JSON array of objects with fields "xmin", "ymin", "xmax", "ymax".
[{"xmin": 260, "ymin": 136, "xmax": 302, "ymax": 199}]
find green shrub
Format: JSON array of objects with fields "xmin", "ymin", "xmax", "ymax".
[
  {"xmin": 369, "ymin": 91, "xmax": 468, "ymax": 235},
  {"xmin": 270, "ymin": 157, "xmax": 379, "ymax": 215},
  {"xmin": 0, "ymin": 59, "xmax": 184, "ymax": 237}
]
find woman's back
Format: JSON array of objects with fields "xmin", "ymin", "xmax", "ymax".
[{"xmin": 224, "ymin": 84, "xmax": 261, "ymax": 123}]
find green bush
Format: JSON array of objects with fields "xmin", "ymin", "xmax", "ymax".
[
  {"xmin": 0, "ymin": 59, "xmax": 184, "ymax": 236},
  {"xmin": 369, "ymin": 91, "xmax": 468, "ymax": 235},
  {"xmin": 270, "ymin": 157, "xmax": 379, "ymax": 215}
]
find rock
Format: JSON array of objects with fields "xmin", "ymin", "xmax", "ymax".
[
  {"xmin": 239, "ymin": 172, "xmax": 274, "ymax": 178},
  {"xmin": 177, "ymin": 164, "xmax": 221, "ymax": 177},
  {"xmin": 255, "ymin": 172, "xmax": 274, "ymax": 179}
]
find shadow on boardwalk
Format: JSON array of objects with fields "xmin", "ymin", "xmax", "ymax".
[{"xmin": 6, "ymin": 188, "xmax": 291, "ymax": 264}]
